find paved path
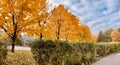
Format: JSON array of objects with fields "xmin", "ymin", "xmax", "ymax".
[
  {"xmin": 8, "ymin": 46, "xmax": 31, "ymax": 50},
  {"xmin": 93, "ymin": 53, "xmax": 120, "ymax": 65}
]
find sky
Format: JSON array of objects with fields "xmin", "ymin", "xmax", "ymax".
[{"xmin": 51, "ymin": 0, "xmax": 120, "ymax": 35}]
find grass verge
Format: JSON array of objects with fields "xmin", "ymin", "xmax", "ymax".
[{"xmin": 4, "ymin": 50, "xmax": 37, "ymax": 65}]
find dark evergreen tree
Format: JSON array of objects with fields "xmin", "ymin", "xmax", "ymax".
[{"xmin": 97, "ymin": 31, "xmax": 104, "ymax": 42}]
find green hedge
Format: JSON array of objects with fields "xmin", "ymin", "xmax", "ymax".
[
  {"xmin": 0, "ymin": 42, "xmax": 8, "ymax": 65},
  {"xmin": 96, "ymin": 43, "xmax": 120, "ymax": 57},
  {"xmin": 31, "ymin": 40, "xmax": 120, "ymax": 65}
]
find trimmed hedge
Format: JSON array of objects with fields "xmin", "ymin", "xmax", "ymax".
[
  {"xmin": 31, "ymin": 40, "xmax": 72, "ymax": 65},
  {"xmin": 0, "ymin": 42, "xmax": 7, "ymax": 65},
  {"xmin": 96, "ymin": 43, "xmax": 120, "ymax": 57},
  {"xmin": 31, "ymin": 40, "xmax": 120, "ymax": 65}
]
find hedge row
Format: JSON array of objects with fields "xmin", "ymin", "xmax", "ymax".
[
  {"xmin": 31, "ymin": 40, "xmax": 120, "ymax": 65},
  {"xmin": 0, "ymin": 42, "xmax": 7, "ymax": 65}
]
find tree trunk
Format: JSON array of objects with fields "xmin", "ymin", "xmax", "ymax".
[
  {"xmin": 56, "ymin": 16, "xmax": 61, "ymax": 40},
  {"xmin": 40, "ymin": 33, "xmax": 43, "ymax": 40},
  {"xmin": 56, "ymin": 30, "xmax": 60, "ymax": 40},
  {"xmin": 11, "ymin": 40, "xmax": 15, "ymax": 52},
  {"xmin": 56, "ymin": 23, "xmax": 60, "ymax": 40}
]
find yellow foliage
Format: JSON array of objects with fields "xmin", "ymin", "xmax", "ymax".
[
  {"xmin": 0, "ymin": 1, "xmax": 93, "ymax": 42},
  {"xmin": 77, "ymin": 24, "xmax": 92, "ymax": 42},
  {"xmin": 47, "ymin": 5, "xmax": 80, "ymax": 41},
  {"xmin": 0, "ymin": 0, "xmax": 47, "ymax": 40}
]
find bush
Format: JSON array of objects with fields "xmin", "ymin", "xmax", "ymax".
[
  {"xmin": 31, "ymin": 40, "xmax": 73, "ymax": 65},
  {"xmin": 96, "ymin": 43, "xmax": 120, "ymax": 57},
  {"xmin": 0, "ymin": 42, "xmax": 7, "ymax": 65},
  {"xmin": 66, "ymin": 43, "xmax": 97, "ymax": 65},
  {"xmin": 31, "ymin": 40, "xmax": 120, "ymax": 65}
]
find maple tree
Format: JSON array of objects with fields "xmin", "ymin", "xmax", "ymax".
[
  {"xmin": 97, "ymin": 31, "xmax": 104, "ymax": 42},
  {"xmin": 25, "ymin": 0, "xmax": 55, "ymax": 40},
  {"xmin": 0, "ymin": 0, "xmax": 46, "ymax": 52},
  {"xmin": 25, "ymin": 10, "xmax": 50, "ymax": 40},
  {"xmin": 47, "ymin": 5, "xmax": 79, "ymax": 41},
  {"xmin": 111, "ymin": 30, "xmax": 120, "ymax": 42}
]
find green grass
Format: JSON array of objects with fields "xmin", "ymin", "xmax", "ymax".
[{"xmin": 4, "ymin": 50, "xmax": 37, "ymax": 65}]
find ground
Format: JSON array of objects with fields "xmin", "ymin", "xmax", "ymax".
[{"xmin": 4, "ymin": 50, "xmax": 37, "ymax": 65}]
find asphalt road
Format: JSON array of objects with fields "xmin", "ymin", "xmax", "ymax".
[{"xmin": 93, "ymin": 53, "xmax": 120, "ymax": 65}]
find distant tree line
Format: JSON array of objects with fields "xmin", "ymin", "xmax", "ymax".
[{"xmin": 97, "ymin": 28, "xmax": 120, "ymax": 42}]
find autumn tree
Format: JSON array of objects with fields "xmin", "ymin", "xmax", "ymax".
[
  {"xmin": 47, "ymin": 5, "xmax": 67, "ymax": 40},
  {"xmin": 47, "ymin": 5, "xmax": 79, "ymax": 41},
  {"xmin": 24, "ymin": 0, "xmax": 56, "ymax": 40},
  {"xmin": 111, "ymin": 30, "xmax": 120, "ymax": 42},
  {"xmin": 25, "ymin": 9, "xmax": 50, "ymax": 40},
  {"xmin": 0, "ymin": 0, "xmax": 46, "ymax": 52}
]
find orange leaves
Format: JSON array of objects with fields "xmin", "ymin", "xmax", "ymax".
[
  {"xmin": 77, "ymin": 25, "xmax": 92, "ymax": 42},
  {"xmin": 0, "ymin": 0, "xmax": 47, "ymax": 40},
  {"xmin": 47, "ymin": 5, "xmax": 80, "ymax": 41},
  {"xmin": 0, "ymin": 0, "xmax": 93, "ymax": 42},
  {"xmin": 111, "ymin": 30, "xmax": 120, "ymax": 42}
]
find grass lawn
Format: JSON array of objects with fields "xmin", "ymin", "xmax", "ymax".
[{"xmin": 4, "ymin": 50, "xmax": 37, "ymax": 65}]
